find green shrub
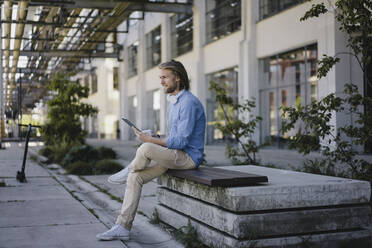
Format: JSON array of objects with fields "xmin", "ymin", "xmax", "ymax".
[
  {"xmin": 66, "ymin": 161, "xmax": 94, "ymax": 175},
  {"xmin": 97, "ymin": 146, "xmax": 117, "ymax": 159},
  {"xmin": 38, "ymin": 146, "xmax": 53, "ymax": 163},
  {"xmin": 62, "ymin": 145, "xmax": 99, "ymax": 167},
  {"xmin": 41, "ymin": 72, "xmax": 98, "ymax": 146},
  {"xmin": 95, "ymin": 159, "xmax": 122, "ymax": 174},
  {"xmin": 175, "ymin": 219, "xmax": 204, "ymax": 248}
]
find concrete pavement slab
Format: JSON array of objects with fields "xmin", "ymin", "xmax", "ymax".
[
  {"xmin": 3, "ymin": 177, "xmax": 58, "ymax": 187},
  {"xmin": 0, "ymin": 199, "xmax": 99, "ymax": 227},
  {"xmin": 0, "ymin": 185, "xmax": 71, "ymax": 202},
  {"xmin": 0, "ymin": 159, "xmax": 49, "ymax": 178},
  {"xmin": 0, "ymin": 223, "xmax": 124, "ymax": 248}
]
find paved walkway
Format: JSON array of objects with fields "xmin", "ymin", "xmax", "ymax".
[{"xmin": 0, "ymin": 142, "xmax": 183, "ymax": 248}]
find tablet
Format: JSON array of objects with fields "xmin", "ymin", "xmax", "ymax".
[{"xmin": 121, "ymin": 118, "xmax": 142, "ymax": 132}]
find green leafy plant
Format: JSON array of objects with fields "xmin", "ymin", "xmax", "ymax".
[
  {"xmin": 149, "ymin": 208, "xmax": 160, "ymax": 224},
  {"xmin": 281, "ymin": 0, "xmax": 372, "ymax": 183},
  {"xmin": 66, "ymin": 161, "xmax": 93, "ymax": 175},
  {"xmin": 94, "ymin": 159, "xmax": 122, "ymax": 174},
  {"xmin": 41, "ymin": 72, "xmax": 98, "ymax": 146},
  {"xmin": 209, "ymin": 81, "xmax": 262, "ymax": 164},
  {"xmin": 175, "ymin": 219, "xmax": 204, "ymax": 248},
  {"xmin": 61, "ymin": 145, "xmax": 100, "ymax": 167},
  {"xmin": 97, "ymin": 146, "xmax": 117, "ymax": 159}
]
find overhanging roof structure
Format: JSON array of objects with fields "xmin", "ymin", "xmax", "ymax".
[{"xmin": 0, "ymin": 0, "xmax": 192, "ymax": 114}]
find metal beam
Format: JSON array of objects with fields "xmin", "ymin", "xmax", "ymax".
[
  {"xmin": 4, "ymin": 50, "xmax": 120, "ymax": 58},
  {"xmin": 126, "ymin": 2, "xmax": 192, "ymax": 14},
  {"xmin": 19, "ymin": 1, "xmax": 193, "ymax": 14}
]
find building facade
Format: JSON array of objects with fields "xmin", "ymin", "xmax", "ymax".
[{"xmin": 86, "ymin": 0, "xmax": 364, "ymax": 148}]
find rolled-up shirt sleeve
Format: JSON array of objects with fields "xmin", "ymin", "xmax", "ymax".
[{"xmin": 166, "ymin": 103, "xmax": 196, "ymax": 150}]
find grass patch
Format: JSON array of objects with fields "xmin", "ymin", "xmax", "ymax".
[
  {"xmin": 0, "ymin": 181, "xmax": 6, "ymax": 187},
  {"xmin": 137, "ymin": 210, "xmax": 145, "ymax": 216},
  {"xmin": 149, "ymin": 208, "xmax": 160, "ymax": 224},
  {"xmin": 88, "ymin": 208, "xmax": 99, "ymax": 219},
  {"xmin": 29, "ymin": 154, "xmax": 39, "ymax": 162},
  {"xmin": 175, "ymin": 219, "xmax": 205, "ymax": 248}
]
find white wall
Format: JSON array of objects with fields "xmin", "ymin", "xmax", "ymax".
[{"xmin": 114, "ymin": 0, "xmax": 356, "ymax": 147}]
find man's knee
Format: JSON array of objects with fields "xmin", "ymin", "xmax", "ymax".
[{"xmin": 137, "ymin": 142, "xmax": 156, "ymax": 155}]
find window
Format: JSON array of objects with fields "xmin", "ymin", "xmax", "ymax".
[
  {"xmin": 90, "ymin": 114, "xmax": 98, "ymax": 138},
  {"xmin": 206, "ymin": 67, "xmax": 238, "ymax": 144},
  {"xmin": 113, "ymin": 67, "xmax": 119, "ymax": 90},
  {"xmin": 83, "ymin": 76, "xmax": 89, "ymax": 94},
  {"xmin": 128, "ymin": 95, "xmax": 137, "ymax": 140},
  {"xmin": 171, "ymin": 13, "xmax": 193, "ymax": 57},
  {"xmin": 146, "ymin": 26, "xmax": 161, "ymax": 69},
  {"xmin": 128, "ymin": 42, "xmax": 138, "ymax": 78},
  {"xmin": 206, "ymin": 0, "xmax": 241, "ymax": 44},
  {"xmin": 259, "ymin": 0, "xmax": 305, "ymax": 20},
  {"xmin": 91, "ymin": 73, "xmax": 97, "ymax": 94},
  {"xmin": 259, "ymin": 44, "xmax": 318, "ymax": 146},
  {"xmin": 145, "ymin": 89, "xmax": 161, "ymax": 134}
]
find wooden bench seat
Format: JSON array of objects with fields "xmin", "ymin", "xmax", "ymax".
[{"xmin": 166, "ymin": 166, "xmax": 268, "ymax": 187}]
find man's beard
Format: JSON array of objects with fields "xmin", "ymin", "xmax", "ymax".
[{"xmin": 165, "ymin": 84, "xmax": 177, "ymax": 94}]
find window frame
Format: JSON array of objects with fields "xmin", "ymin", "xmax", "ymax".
[
  {"xmin": 171, "ymin": 13, "xmax": 194, "ymax": 58},
  {"xmin": 258, "ymin": 0, "xmax": 306, "ymax": 21},
  {"xmin": 127, "ymin": 42, "xmax": 138, "ymax": 78},
  {"xmin": 146, "ymin": 26, "xmax": 162, "ymax": 70},
  {"xmin": 205, "ymin": 0, "xmax": 241, "ymax": 44}
]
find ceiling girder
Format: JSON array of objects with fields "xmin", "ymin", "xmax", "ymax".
[
  {"xmin": 0, "ymin": 0, "xmax": 193, "ymax": 111},
  {"xmin": 3, "ymin": 50, "xmax": 120, "ymax": 58}
]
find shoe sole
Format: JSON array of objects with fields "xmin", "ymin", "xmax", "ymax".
[
  {"xmin": 107, "ymin": 178, "xmax": 127, "ymax": 185},
  {"xmin": 97, "ymin": 236, "xmax": 130, "ymax": 241}
]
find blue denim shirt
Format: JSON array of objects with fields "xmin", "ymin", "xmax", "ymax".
[{"xmin": 166, "ymin": 90, "xmax": 206, "ymax": 167}]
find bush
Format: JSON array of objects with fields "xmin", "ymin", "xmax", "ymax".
[
  {"xmin": 39, "ymin": 146, "xmax": 53, "ymax": 162},
  {"xmin": 97, "ymin": 146, "xmax": 117, "ymax": 159},
  {"xmin": 62, "ymin": 145, "xmax": 100, "ymax": 167},
  {"xmin": 95, "ymin": 159, "xmax": 122, "ymax": 174},
  {"xmin": 66, "ymin": 161, "xmax": 94, "ymax": 175}
]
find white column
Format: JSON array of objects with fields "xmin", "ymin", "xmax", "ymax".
[
  {"xmin": 137, "ymin": 22, "xmax": 147, "ymax": 130},
  {"xmin": 0, "ymin": 28, "xmax": 3, "ymax": 145},
  {"xmin": 160, "ymin": 15, "xmax": 171, "ymax": 134},
  {"xmin": 119, "ymin": 48, "xmax": 129, "ymax": 140},
  {"xmin": 193, "ymin": 0, "xmax": 206, "ymax": 108},
  {"xmin": 240, "ymin": 0, "xmax": 260, "ymax": 144}
]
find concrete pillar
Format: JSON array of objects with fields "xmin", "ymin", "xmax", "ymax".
[
  {"xmin": 160, "ymin": 15, "xmax": 172, "ymax": 134},
  {"xmin": 119, "ymin": 48, "xmax": 129, "ymax": 140},
  {"xmin": 240, "ymin": 0, "xmax": 260, "ymax": 144},
  {"xmin": 0, "ymin": 29, "xmax": 3, "ymax": 145},
  {"xmin": 137, "ymin": 22, "xmax": 147, "ymax": 130},
  {"xmin": 193, "ymin": 1, "xmax": 206, "ymax": 108}
]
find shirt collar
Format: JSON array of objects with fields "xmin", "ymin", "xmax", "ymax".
[{"xmin": 167, "ymin": 90, "xmax": 185, "ymax": 105}]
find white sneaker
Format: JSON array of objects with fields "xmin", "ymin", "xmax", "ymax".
[
  {"xmin": 96, "ymin": 224, "xmax": 130, "ymax": 241},
  {"xmin": 108, "ymin": 165, "xmax": 130, "ymax": 185}
]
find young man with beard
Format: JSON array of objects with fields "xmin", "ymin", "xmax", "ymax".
[{"xmin": 96, "ymin": 60, "xmax": 206, "ymax": 241}]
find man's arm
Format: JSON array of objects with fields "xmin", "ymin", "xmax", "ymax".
[{"xmin": 133, "ymin": 127, "xmax": 167, "ymax": 147}]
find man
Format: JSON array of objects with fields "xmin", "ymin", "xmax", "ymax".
[{"xmin": 96, "ymin": 60, "xmax": 206, "ymax": 241}]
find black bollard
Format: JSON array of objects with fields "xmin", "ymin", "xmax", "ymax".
[{"xmin": 16, "ymin": 124, "xmax": 32, "ymax": 183}]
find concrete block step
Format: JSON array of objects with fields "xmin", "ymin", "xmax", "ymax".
[
  {"xmin": 158, "ymin": 188, "xmax": 371, "ymax": 239},
  {"xmin": 156, "ymin": 204, "xmax": 371, "ymax": 248}
]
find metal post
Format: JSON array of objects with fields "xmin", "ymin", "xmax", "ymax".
[{"xmin": 17, "ymin": 124, "xmax": 31, "ymax": 182}]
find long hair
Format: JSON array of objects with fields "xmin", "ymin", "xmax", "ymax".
[{"xmin": 159, "ymin": 60, "xmax": 190, "ymax": 91}]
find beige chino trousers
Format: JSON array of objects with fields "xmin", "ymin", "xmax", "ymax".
[{"xmin": 116, "ymin": 142, "xmax": 196, "ymax": 230}]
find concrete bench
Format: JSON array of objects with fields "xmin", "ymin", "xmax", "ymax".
[{"xmin": 157, "ymin": 165, "xmax": 372, "ymax": 248}]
